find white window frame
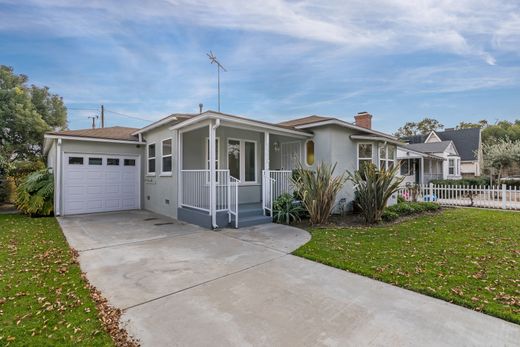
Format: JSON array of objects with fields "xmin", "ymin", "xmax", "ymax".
[
  {"xmin": 448, "ymin": 158, "xmax": 455, "ymax": 175},
  {"xmin": 305, "ymin": 139, "xmax": 315, "ymax": 167},
  {"xmin": 357, "ymin": 143, "xmax": 373, "ymax": 169},
  {"xmin": 147, "ymin": 143, "xmax": 156, "ymax": 176},
  {"xmin": 160, "ymin": 138, "xmax": 173, "ymax": 176},
  {"xmin": 227, "ymin": 138, "xmax": 258, "ymax": 185},
  {"xmin": 379, "ymin": 144, "xmax": 395, "ymax": 170}
]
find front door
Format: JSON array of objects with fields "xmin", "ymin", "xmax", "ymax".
[{"xmin": 281, "ymin": 142, "xmax": 301, "ymax": 170}]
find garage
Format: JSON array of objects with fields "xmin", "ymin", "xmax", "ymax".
[{"xmin": 63, "ymin": 153, "xmax": 140, "ymax": 215}]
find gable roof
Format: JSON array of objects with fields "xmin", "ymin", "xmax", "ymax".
[
  {"xmin": 403, "ymin": 128, "xmax": 480, "ymax": 161},
  {"xmin": 280, "ymin": 115, "xmax": 400, "ymax": 142},
  {"xmin": 406, "ymin": 141, "xmax": 455, "ymax": 154},
  {"xmin": 47, "ymin": 126, "xmax": 140, "ymax": 142},
  {"xmin": 132, "ymin": 113, "xmax": 195, "ymax": 135}
]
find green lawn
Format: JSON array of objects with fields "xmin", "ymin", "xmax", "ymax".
[
  {"xmin": 0, "ymin": 214, "xmax": 114, "ymax": 346},
  {"xmin": 294, "ymin": 208, "xmax": 520, "ymax": 324}
]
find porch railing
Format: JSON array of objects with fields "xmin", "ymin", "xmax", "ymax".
[
  {"xmin": 262, "ymin": 170, "xmax": 293, "ymax": 215},
  {"xmin": 181, "ymin": 169, "xmax": 230, "ymax": 212},
  {"xmin": 228, "ymin": 176, "xmax": 239, "ymax": 228}
]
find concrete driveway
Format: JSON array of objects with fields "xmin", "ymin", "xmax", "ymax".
[{"xmin": 59, "ymin": 211, "xmax": 520, "ymax": 346}]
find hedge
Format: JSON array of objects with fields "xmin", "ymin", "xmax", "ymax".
[{"xmin": 430, "ymin": 177, "xmax": 490, "ymax": 187}]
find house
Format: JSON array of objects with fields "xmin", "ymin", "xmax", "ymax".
[{"xmin": 43, "ymin": 110, "xmax": 401, "ymax": 229}]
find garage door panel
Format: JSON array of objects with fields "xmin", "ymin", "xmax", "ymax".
[{"xmin": 63, "ymin": 154, "xmax": 140, "ymax": 215}]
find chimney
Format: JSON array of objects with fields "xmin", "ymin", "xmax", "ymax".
[{"xmin": 354, "ymin": 111, "xmax": 372, "ymax": 129}]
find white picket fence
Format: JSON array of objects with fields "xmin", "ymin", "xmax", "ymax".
[{"xmin": 397, "ymin": 184, "xmax": 520, "ymax": 210}]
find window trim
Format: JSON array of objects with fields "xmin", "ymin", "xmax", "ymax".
[
  {"xmin": 448, "ymin": 158, "xmax": 456, "ymax": 176},
  {"xmin": 147, "ymin": 143, "xmax": 156, "ymax": 176},
  {"xmin": 160, "ymin": 138, "xmax": 173, "ymax": 176},
  {"xmin": 227, "ymin": 137, "xmax": 258, "ymax": 185},
  {"xmin": 357, "ymin": 142, "xmax": 373, "ymax": 170},
  {"xmin": 305, "ymin": 139, "xmax": 315, "ymax": 167}
]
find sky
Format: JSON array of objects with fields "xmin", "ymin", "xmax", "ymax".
[{"xmin": 1, "ymin": 0, "xmax": 520, "ymax": 134}]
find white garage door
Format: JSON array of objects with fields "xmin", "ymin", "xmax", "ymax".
[{"xmin": 63, "ymin": 153, "xmax": 140, "ymax": 215}]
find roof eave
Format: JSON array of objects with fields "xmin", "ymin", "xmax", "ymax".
[
  {"xmin": 295, "ymin": 119, "xmax": 398, "ymax": 141},
  {"xmin": 44, "ymin": 133, "xmax": 145, "ymax": 145}
]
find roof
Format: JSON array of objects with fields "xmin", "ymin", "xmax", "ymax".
[
  {"xmin": 278, "ymin": 115, "xmax": 333, "ymax": 128},
  {"xmin": 132, "ymin": 113, "xmax": 195, "ymax": 135},
  {"xmin": 406, "ymin": 141, "xmax": 453, "ymax": 154},
  {"xmin": 280, "ymin": 115, "xmax": 400, "ymax": 142},
  {"xmin": 403, "ymin": 128, "xmax": 480, "ymax": 161},
  {"xmin": 47, "ymin": 126, "xmax": 140, "ymax": 142}
]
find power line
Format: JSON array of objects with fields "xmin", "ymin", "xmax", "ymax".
[{"xmin": 67, "ymin": 107, "xmax": 152, "ymax": 122}]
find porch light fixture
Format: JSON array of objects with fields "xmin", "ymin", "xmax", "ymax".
[{"xmin": 273, "ymin": 141, "xmax": 280, "ymax": 152}]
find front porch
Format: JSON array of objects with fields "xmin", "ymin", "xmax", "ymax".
[
  {"xmin": 174, "ymin": 116, "xmax": 310, "ymax": 228},
  {"xmin": 397, "ymin": 148, "xmax": 444, "ymax": 185}
]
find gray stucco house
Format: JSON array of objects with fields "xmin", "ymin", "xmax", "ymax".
[{"xmin": 44, "ymin": 110, "xmax": 401, "ymax": 228}]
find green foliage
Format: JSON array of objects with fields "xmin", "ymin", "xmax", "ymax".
[
  {"xmin": 295, "ymin": 209, "xmax": 520, "ymax": 324},
  {"xmin": 499, "ymin": 179, "xmax": 520, "ymax": 188},
  {"xmin": 348, "ymin": 163, "xmax": 404, "ymax": 224},
  {"xmin": 292, "ymin": 162, "xmax": 347, "ymax": 225},
  {"xmin": 15, "ymin": 169, "xmax": 54, "ymax": 216},
  {"xmin": 0, "ymin": 214, "xmax": 113, "ymax": 345},
  {"xmin": 394, "ymin": 118, "xmax": 444, "ymax": 138},
  {"xmin": 397, "ymin": 195, "xmax": 406, "ymax": 204},
  {"xmin": 382, "ymin": 201, "xmax": 440, "ymax": 221},
  {"xmin": 430, "ymin": 177, "xmax": 490, "ymax": 187},
  {"xmin": 481, "ymin": 138, "xmax": 520, "ymax": 180},
  {"xmin": 0, "ymin": 177, "xmax": 16, "ymax": 203},
  {"xmin": 272, "ymin": 193, "xmax": 305, "ymax": 225},
  {"xmin": 455, "ymin": 120, "xmax": 488, "ymax": 130},
  {"xmin": 482, "ymin": 120, "xmax": 520, "ymax": 144},
  {"xmin": 0, "ymin": 65, "xmax": 67, "ymax": 172}
]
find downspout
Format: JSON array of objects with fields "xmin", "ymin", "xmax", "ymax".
[
  {"xmin": 210, "ymin": 119, "xmax": 221, "ymax": 229},
  {"xmin": 56, "ymin": 138, "xmax": 62, "ymax": 216}
]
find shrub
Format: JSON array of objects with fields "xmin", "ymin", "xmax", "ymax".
[
  {"xmin": 431, "ymin": 177, "xmax": 490, "ymax": 187},
  {"xmin": 15, "ymin": 169, "xmax": 54, "ymax": 216},
  {"xmin": 8, "ymin": 160, "xmax": 46, "ymax": 185},
  {"xmin": 272, "ymin": 193, "xmax": 305, "ymax": 225},
  {"xmin": 499, "ymin": 179, "xmax": 520, "ymax": 188},
  {"xmin": 348, "ymin": 163, "xmax": 403, "ymax": 224},
  {"xmin": 382, "ymin": 202, "xmax": 440, "ymax": 222},
  {"xmin": 292, "ymin": 162, "xmax": 347, "ymax": 225}
]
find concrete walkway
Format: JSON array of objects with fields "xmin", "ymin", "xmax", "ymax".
[{"xmin": 59, "ymin": 210, "xmax": 520, "ymax": 346}]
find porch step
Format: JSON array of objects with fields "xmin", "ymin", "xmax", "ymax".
[
  {"xmin": 239, "ymin": 203, "xmax": 265, "ymax": 218},
  {"xmin": 231, "ymin": 214, "xmax": 272, "ymax": 228}
]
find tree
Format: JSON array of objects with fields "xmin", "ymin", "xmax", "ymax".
[
  {"xmin": 482, "ymin": 120, "xmax": 520, "ymax": 144},
  {"xmin": 482, "ymin": 138, "xmax": 520, "ymax": 182},
  {"xmin": 456, "ymin": 120, "xmax": 488, "ymax": 129},
  {"xmin": 0, "ymin": 65, "xmax": 67, "ymax": 173},
  {"xmin": 395, "ymin": 118, "xmax": 443, "ymax": 138}
]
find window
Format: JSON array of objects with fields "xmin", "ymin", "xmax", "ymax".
[
  {"xmin": 400, "ymin": 159, "xmax": 415, "ymax": 176},
  {"xmin": 449, "ymin": 159, "xmax": 455, "ymax": 175},
  {"xmin": 148, "ymin": 144, "xmax": 156, "ymax": 174},
  {"xmin": 161, "ymin": 139, "xmax": 173, "ymax": 174},
  {"xmin": 228, "ymin": 139, "xmax": 240, "ymax": 179},
  {"xmin": 357, "ymin": 143, "xmax": 373, "ymax": 169},
  {"xmin": 227, "ymin": 139, "xmax": 256, "ymax": 183},
  {"xmin": 68, "ymin": 157, "xmax": 83, "ymax": 165},
  {"xmin": 205, "ymin": 138, "xmax": 220, "ymax": 170},
  {"xmin": 107, "ymin": 158, "xmax": 120, "ymax": 166},
  {"xmin": 88, "ymin": 157, "xmax": 102, "ymax": 165},
  {"xmin": 124, "ymin": 159, "xmax": 136, "ymax": 166},
  {"xmin": 305, "ymin": 140, "xmax": 315, "ymax": 166},
  {"xmin": 379, "ymin": 145, "xmax": 396, "ymax": 170}
]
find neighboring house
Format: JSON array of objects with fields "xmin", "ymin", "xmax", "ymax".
[
  {"xmin": 44, "ymin": 110, "xmax": 401, "ymax": 229},
  {"xmin": 402, "ymin": 128, "xmax": 482, "ymax": 178},
  {"xmin": 397, "ymin": 141, "xmax": 461, "ymax": 185}
]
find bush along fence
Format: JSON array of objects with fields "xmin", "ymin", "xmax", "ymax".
[{"xmin": 398, "ymin": 183, "xmax": 520, "ymax": 210}]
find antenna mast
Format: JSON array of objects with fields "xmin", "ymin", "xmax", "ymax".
[{"xmin": 207, "ymin": 51, "xmax": 227, "ymax": 112}]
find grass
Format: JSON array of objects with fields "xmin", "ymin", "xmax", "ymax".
[
  {"xmin": 294, "ymin": 208, "xmax": 520, "ymax": 324},
  {"xmin": 0, "ymin": 214, "xmax": 114, "ymax": 346}
]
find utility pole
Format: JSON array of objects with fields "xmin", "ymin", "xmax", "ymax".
[
  {"xmin": 207, "ymin": 51, "xmax": 226, "ymax": 112},
  {"xmin": 100, "ymin": 104, "xmax": 105, "ymax": 128},
  {"xmin": 88, "ymin": 115, "xmax": 98, "ymax": 129}
]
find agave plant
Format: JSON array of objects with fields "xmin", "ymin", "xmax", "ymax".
[
  {"xmin": 272, "ymin": 193, "xmax": 305, "ymax": 225},
  {"xmin": 348, "ymin": 163, "xmax": 403, "ymax": 224},
  {"xmin": 15, "ymin": 169, "xmax": 54, "ymax": 216},
  {"xmin": 292, "ymin": 162, "xmax": 347, "ymax": 225}
]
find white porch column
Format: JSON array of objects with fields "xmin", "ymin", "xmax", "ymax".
[
  {"xmin": 420, "ymin": 157, "xmax": 424, "ymax": 185},
  {"xmin": 264, "ymin": 131, "xmax": 270, "ymax": 171},
  {"xmin": 209, "ymin": 120, "xmax": 217, "ymax": 228}
]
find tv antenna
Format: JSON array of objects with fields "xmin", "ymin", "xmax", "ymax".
[{"xmin": 207, "ymin": 51, "xmax": 227, "ymax": 112}]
